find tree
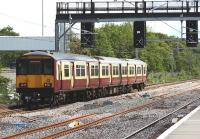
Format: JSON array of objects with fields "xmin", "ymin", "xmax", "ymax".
[
  {"xmin": 0, "ymin": 26, "xmax": 19, "ymax": 36},
  {"xmin": 0, "ymin": 26, "xmax": 26, "ymax": 67},
  {"xmin": 68, "ymin": 22, "xmax": 200, "ymax": 80},
  {"xmin": 91, "ymin": 23, "xmax": 134, "ymax": 58}
]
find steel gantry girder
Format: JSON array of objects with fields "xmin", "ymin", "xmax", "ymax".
[
  {"xmin": 55, "ymin": 0, "xmax": 200, "ymax": 52},
  {"xmin": 56, "ymin": 1, "xmax": 200, "ymax": 23}
]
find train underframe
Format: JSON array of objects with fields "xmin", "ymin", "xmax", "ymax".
[{"xmin": 17, "ymin": 82, "xmax": 145, "ymax": 109}]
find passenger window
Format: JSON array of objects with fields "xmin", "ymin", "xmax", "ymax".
[
  {"xmin": 102, "ymin": 65, "xmax": 109, "ymax": 76},
  {"xmin": 129, "ymin": 66, "xmax": 134, "ymax": 75},
  {"xmin": 102, "ymin": 66, "xmax": 106, "ymax": 76},
  {"xmin": 144, "ymin": 67, "xmax": 146, "ymax": 74},
  {"xmin": 76, "ymin": 65, "xmax": 85, "ymax": 77},
  {"xmin": 112, "ymin": 66, "xmax": 119, "ymax": 75},
  {"xmin": 106, "ymin": 66, "xmax": 109, "ymax": 76},
  {"xmin": 137, "ymin": 67, "xmax": 141, "ymax": 74},
  {"xmin": 91, "ymin": 65, "xmax": 99, "ymax": 76},
  {"xmin": 122, "ymin": 66, "xmax": 128, "ymax": 75},
  {"xmin": 95, "ymin": 66, "xmax": 99, "ymax": 76},
  {"xmin": 64, "ymin": 65, "xmax": 69, "ymax": 77}
]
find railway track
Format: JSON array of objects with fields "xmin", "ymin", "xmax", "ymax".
[
  {"xmin": 41, "ymin": 88, "xmax": 200, "ymax": 139},
  {"xmin": 0, "ymin": 105, "xmax": 23, "ymax": 118},
  {"xmin": 0, "ymin": 79, "xmax": 197, "ymax": 119},
  {"xmin": 5, "ymin": 85, "xmax": 196, "ymax": 139},
  {"xmin": 123, "ymin": 96, "xmax": 200, "ymax": 139},
  {"xmin": 145, "ymin": 78, "xmax": 199, "ymax": 90},
  {"xmin": 1, "ymin": 80, "xmax": 200, "ymax": 138},
  {"xmin": 2, "ymin": 113, "xmax": 96, "ymax": 139}
]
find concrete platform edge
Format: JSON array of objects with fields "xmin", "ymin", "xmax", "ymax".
[{"xmin": 157, "ymin": 105, "xmax": 200, "ymax": 139}]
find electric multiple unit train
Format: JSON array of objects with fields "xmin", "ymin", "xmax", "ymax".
[{"xmin": 16, "ymin": 51, "xmax": 147, "ymax": 108}]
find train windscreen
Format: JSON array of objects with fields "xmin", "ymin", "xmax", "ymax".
[{"xmin": 16, "ymin": 59, "xmax": 53, "ymax": 75}]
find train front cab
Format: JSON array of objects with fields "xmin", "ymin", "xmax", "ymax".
[{"xmin": 16, "ymin": 56, "xmax": 54, "ymax": 105}]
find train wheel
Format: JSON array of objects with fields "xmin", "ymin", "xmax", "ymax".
[
  {"xmin": 65, "ymin": 93, "xmax": 71, "ymax": 104},
  {"xmin": 106, "ymin": 88, "xmax": 110, "ymax": 97},
  {"xmin": 101, "ymin": 89, "xmax": 105, "ymax": 97},
  {"xmin": 122, "ymin": 86, "xmax": 127, "ymax": 94},
  {"xmin": 92, "ymin": 89, "xmax": 97, "ymax": 99},
  {"xmin": 98, "ymin": 88, "xmax": 103, "ymax": 97},
  {"xmin": 59, "ymin": 93, "xmax": 65, "ymax": 104},
  {"xmin": 137, "ymin": 84, "xmax": 140, "ymax": 91},
  {"xmin": 139, "ymin": 84, "xmax": 143, "ymax": 91},
  {"xmin": 26, "ymin": 99, "xmax": 32, "ymax": 110},
  {"xmin": 86, "ymin": 90, "xmax": 92, "ymax": 101},
  {"xmin": 102, "ymin": 88, "xmax": 107, "ymax": 97},
  {"xmin": 95, "ymin": 89, "xmax": 100, "ymax": 98},
  {"xmin": 142, "ymin": 83, "xmax": 145, "ymax": 89},
  {"xmin": 72, "ymin": 92, "xmax": 78, "ymax": 102},
  {"xmin": 50, "ymin": 95, "xmax": 59, "ymax": 108},
  {"xmin": 127, "ymin": 85, "xmax": 132, "ymax": 93}
]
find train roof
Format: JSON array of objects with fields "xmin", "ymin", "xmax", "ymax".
[
  {"xmin": 23, "ymin": 51, "xmax": 98, "ymax": 62},
  {"xmin": 22, "ymin": 52, "xmax": 146, "ymax": 65},
  {"xmin": 126, "ymin": 59, "xmax": 147, "ymax": 65},
  {"xmin": 94, "ymin": 56, "xmax": 127, "ymax": 64}
]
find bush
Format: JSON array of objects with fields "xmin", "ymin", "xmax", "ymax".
[
  {"xmin": 147, "ymin": 70, "xmax": 195, "ymax": 85},
  {"xmin": 0, "ymin": 75, "xmax": 10, "ymax": 104}
]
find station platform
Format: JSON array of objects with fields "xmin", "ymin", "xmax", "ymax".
[{"xmin": 157, "ymin": 106, "xmax": 200, "ymax": 139}]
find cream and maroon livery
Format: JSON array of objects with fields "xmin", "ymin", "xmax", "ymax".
[
  {"xmin": 16, "ymin": 51, "xmax": 147, "ymax": 107},
  {"xmin": 127, "ymin": 59, "xmax": 147, "ymax": 85},
  {"xmin": 53, "ymin": 53, "xmax": 99, "ymax": 92}
]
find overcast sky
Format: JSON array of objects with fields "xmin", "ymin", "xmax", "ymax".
[{"xmin": 0, "ymin": 0, "xmax": 185, "ymax": 37}]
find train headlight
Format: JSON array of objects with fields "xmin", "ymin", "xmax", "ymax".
[
  {"xmin": 19, "ymin": 83, "xmax": 27, "ymax": 88},
  {"xmin": 44, "ymin": 83, "xmax": 52, "ymax": 88}
]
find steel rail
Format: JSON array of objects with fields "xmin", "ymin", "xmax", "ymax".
[
  {"xmin": 123, "ymin": 96, "xmax": 200, "ymax": 139},
  {"xmin": 41, "ymin": 86, "xmax": 200, "ymax": 139},
  {"xmin": 0, "ymin": 109, "xmax": 23, "ymax": 118},
  {"xmin": 2, "ymin": 113, "xmax": 96, "ymax": 139},
  {"xmin": 3, "ymin": 80, "xmax": 200, "ymax": 139}
]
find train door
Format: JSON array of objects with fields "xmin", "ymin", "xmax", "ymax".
[
  {"xmin": 57, "ymin": 61, "xmax": 62, "ymax": 90},
  {"xmin": 110, "ymin": 64, "xmax": 112, "ymax": 84},
  {"xmin": 134, "ymin": 64, "xmax": 137, "ymax": 82},
  {"xmin": 142, "ymin": 65, "xmax": 144, "ymax": 82},
  {"xmin": 71, "ymin": 62, "xmax": 74, "ymax": 89},
  {"xmin": 87, "ymin": 63, "xmax": 90, "ymax": 88},
  {"xmin": 119, "ymin": 64, "xmax": 122, "ymax": 84}
]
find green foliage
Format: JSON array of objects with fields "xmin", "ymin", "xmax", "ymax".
[
  {"xmin": 69, "ymin": 35, "xmax": 92, "ymax": 55},
  {"xmin": 0, "ymin": 26, "xmax": 27, "ymax": 67},
  {"xmin": 90, "ymin": 27, "xmax": 115, "ymax": 57},
  {"xmin": 0, "ymin": 76, "xmax": 10, "ymax": 104},
  {"xmin": 0, "ymin": 26, "xmax": 22, "ymax": 104},
  {"xmin": 0, "ymin": 26, "xmax": 19, "ymax": 36},
  {"xmin": 0, "ymin": 51, "xmax": 27, "ymax": 67},
  {"xmin": 91, "ymin": 23, "xmax": 134, "ymax": 58},
  {"xmin": 69, "ymin": 23, "xmax": 200, "ymax": 84}
]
